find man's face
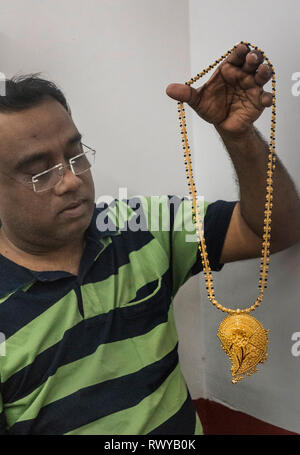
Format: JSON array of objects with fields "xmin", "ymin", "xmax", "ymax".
[{"xmin": 0, "ymin": 96, "xmax": 95, "ymax": 252}]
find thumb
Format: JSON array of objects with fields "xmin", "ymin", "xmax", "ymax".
[{"xmin": 165, "ymin": 83, "xmax": 199, "ymax": 106}]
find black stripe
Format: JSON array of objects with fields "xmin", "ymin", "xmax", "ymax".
[
  {"xmin": 167, "ymin": 196, "xmax": 184, "ymax": 298},
  {"xmin": 3, "ymin": 270, "xmax": 172, "ymax": 404},
  {"xmin": 0, "ymin": 255, "xmax": 35, "ymax": 299},
  {"xmin": 84, "ymin": 226, "xmax": 155, "ymax": 285},
  {"xmin": 88, "ymin": 202, "xmax": 119, "ymax": 239},
  {"xmin": 74, "ymin": 285, "xmax": 84, "ymax": 318},
  {"xmin": 167, "ymin": 195, "xmax": 186, "ymax": 219},
  {"xmin": 128, "ymin": 277, "xmax": 160, "ymax": 303},
  {"xmin": 9, "ymin": 343, "xmax": 179, "ymax": 435},
  {"xmin": 0, "ymin": 278, "xmax": 77, "ymax": 339},
  {"xmin": 0, "ymin": 411, "xmax": 8, "ymax": 435},
  {"xmin": 147, "ymin": 390, "xmax": 196, "ymax": 435}
]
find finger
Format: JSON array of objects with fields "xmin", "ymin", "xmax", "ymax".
[
  {"xmin": 254, "ymin": 63, "xmax": 273, "ymax": 86},
  {"xmin": 260, "ymin": 91, "xmax": 273, "ymax": 108},
  {"xmin": 166, "ymin": 83, "xmax": 199, "ymax": 108},
  {"xmin": 241, "ymin": 50, "xmax": 264, "ymax": 74},
  {"xmin": 226, "ymin": 43, "xmax": 250, "ymax": 67}
]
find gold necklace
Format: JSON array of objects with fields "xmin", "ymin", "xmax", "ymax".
[{"xmin": 177, "ymin": 41, "xmax": 276, "ymax": 383}]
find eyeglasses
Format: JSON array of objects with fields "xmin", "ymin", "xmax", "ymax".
[
  {"xmin": 32, "ymin": 143, "xmax": 96, "ymax": 192},
  {"xmin": 0, "ymin": 143, "xmax": 96, "ymax": 193}
]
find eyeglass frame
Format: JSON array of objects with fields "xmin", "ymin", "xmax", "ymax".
[{"xmin": 0, "ymin": 143, "xmax": 96, "ymax": 193}]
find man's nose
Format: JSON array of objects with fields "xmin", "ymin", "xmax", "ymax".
[{"xmin": 53, "ymin": 166, "xmax": 82, "ymax": 195}]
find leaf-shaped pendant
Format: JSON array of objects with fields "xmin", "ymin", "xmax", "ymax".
[{"xmin": 217, "ymin": 313, "xmax": 269, "ymax": 384}]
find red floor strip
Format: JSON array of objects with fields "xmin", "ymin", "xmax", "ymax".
[{"xmin": 193, "ymin": 398, "xmax": 298, "ymax": 435}]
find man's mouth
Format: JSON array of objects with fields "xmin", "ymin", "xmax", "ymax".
[
  {"xmin": 62, "ymin": 200, "xmax": 83, "ymax": 211},
  {"xmin": 59, "ymin": 200, "xmax": 87, "ymax": 217}
]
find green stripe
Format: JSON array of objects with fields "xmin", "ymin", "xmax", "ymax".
[
  {"xmin": 6, "ymin": 304, "xmax": 179, "ymax": 427},
  {"xmin": 21, "ymin": 281, "xmax": 36, "ymax": 293},
  {"xmin": 82, "ymin": 238, "xmax": 169, "ymax": 319},
  {"xmin": 194, "ymin": 413, "xmax": 203, "ymax": 435},
  {"xmin": 96, "ymin": 199, "xmax": 137, "ymax": 233},
  {"xmin": 65, "ymin": 362, "xmax": 187, "ymax": 435},
  {"xmin": 140, "ymin": 195, "xmax": 171, "ymax": 232},
  {"xmin": 93, "ymin": 235, "xmax": 114, "ymax": 261},
  {"xmin": 171, "ymin": 199, "xmax": 209, "ymax": 296},
  {"xmin": 139, "ymin": 195, "xmax": 171, "ymax": 255},
  {"xmin": 112, "ymin": 199, "xmax": 136, "ymax": 230},
  {"xmin": 139, "ymin": 195, "xmax": 210, "ymax": 297},
  {"xmin": 1, "ymin": 292, "xmax": 82, "ymax": 382},
  {"xmin": 124, "ymin": 276, "xmax": 162, "ymax": 305},
  {"xmin": 0, "ymin": 292, "xmax": 15, "ymax": 305},
  {"xmin": 0, "ymin": 281, "xmax": 36, "ymax": 305}
]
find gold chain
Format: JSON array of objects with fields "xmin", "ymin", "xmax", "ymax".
[{"xmin": 177, "ymin": 41, "xmax": 276, "ymax": 316}]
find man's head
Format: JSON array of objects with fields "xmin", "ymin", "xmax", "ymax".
[{"xmin": 0, "ymin": 74, "xmax": 95, "ymax": 253}]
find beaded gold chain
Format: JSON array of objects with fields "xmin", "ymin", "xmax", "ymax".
[{"xmin": 177, "ymin": 41, "xmax": 276, "ymax": 383}]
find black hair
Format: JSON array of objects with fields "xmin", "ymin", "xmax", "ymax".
[{"xmin": 0, "ymin": 73, "xmax": 71, "ymax": 115}]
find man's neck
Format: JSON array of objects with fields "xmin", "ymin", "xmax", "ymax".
[{"xmin": 0, "ymin": 228, "xmax": 86, "ymax": 275}]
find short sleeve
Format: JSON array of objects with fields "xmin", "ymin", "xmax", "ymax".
[
  {"xmin": 136, "ymin": 195, "xmax": 237, "ymax": 298},
  {"xmin": 190, "ymin": 199, "xmax": 238, "ymax": 274},
  {"xmin": 170, "ymin": 197, "xmax": 237, "ymax": 297}
]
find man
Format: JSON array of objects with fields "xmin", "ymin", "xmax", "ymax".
[{"xmin": 0, "ymin": 43, "xmax": 298, "ymax": 435}]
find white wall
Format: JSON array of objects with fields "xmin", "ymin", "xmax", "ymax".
[
  {"xmin": 1, "ymin": 0, "xmax": 193, "ymax": 198},
  {"xmin": 189, "ymin": 0, "xmax": 300, "ymax": 433}
]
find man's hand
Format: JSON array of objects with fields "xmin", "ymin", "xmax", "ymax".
[{"xmin": 166, "ymin": 43, "xmax": 273, "ymax": 135}]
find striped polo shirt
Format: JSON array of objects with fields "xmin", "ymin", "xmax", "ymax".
[{"xmin": 0, "ymin": 195, "xmax": 236, "ymax": 435}]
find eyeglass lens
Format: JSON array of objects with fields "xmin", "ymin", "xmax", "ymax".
[{"xmin": 33, "ymin": 149, "xmax": 95, "ymax": 192}]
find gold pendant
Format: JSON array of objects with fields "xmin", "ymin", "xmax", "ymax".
[{"xmin": 217, "ymin": 313, "xmax": 269, "ymax": 384}]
